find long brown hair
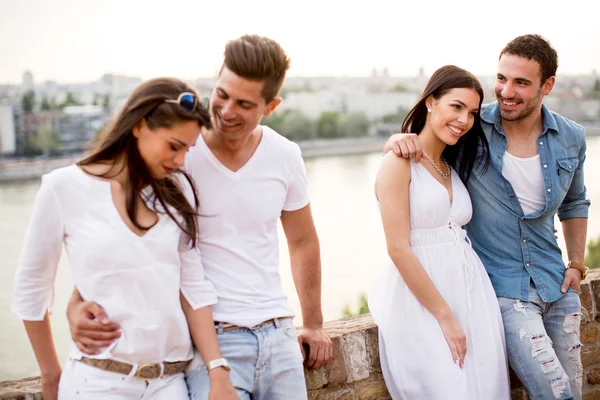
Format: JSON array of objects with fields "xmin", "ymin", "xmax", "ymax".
[
  {"xmin": 402, "ymin": 65, "xmax": 489, "ymax": 182},
  {"xmin": 78, "ymin": 77, "xmax": 211, "ymax": 247}
]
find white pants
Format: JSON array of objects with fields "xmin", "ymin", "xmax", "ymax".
[{"xmin": 58, "ymin": 358, "xmax": 189, "ymax": 399}]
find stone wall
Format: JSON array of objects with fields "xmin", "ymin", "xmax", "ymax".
[{"xmin": 3, "ymin": 272, "xmax": 600, "ymax": 400}]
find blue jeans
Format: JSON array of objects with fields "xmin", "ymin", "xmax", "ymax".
[
  {"xmin": 498, "ymin": 283, "xmax": 582, "ymax": 400},
  {"xmin": 185, "ymin": 317, "xmax": 307, "ymax": 400}
]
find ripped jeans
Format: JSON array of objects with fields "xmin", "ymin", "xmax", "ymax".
[{"xmin": 499, "ymin": 283, "xmax": 582, "ymax": 400}]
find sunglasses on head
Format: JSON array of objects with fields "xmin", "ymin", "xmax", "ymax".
[{"xmin": 164, "ymin": 92, "xmax": 198, "ymax": 112}]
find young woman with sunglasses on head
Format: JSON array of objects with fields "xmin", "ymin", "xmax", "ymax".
[{"xmin": 12, "ymin": 78, "xmax": 238, "ymax": 400}]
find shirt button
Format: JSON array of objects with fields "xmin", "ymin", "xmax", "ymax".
[
  {"xmin": 539, "ymin": 141, "xmax": 543, "ymax": 145},
  {"xmin": 543, "ymin": 164, "xmax": 548, "ymax": 168},
  {"xmin": 523, "ymin": 239, "xmax": 527, "ymax": 243},
  {"xmin": 547, "ymin": 188, "xmax": 551, "ymax": 192},
  {"xmin": 526, "ymin": 263, "xmax": 530, "ymax": 267}
]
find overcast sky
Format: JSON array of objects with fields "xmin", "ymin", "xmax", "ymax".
[{"xmin": 1, "ymin": 0, "xmax": 598, "ymax": 84}]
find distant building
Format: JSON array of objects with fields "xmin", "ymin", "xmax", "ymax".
[
  {"xmin": 22, "ymin": 70, "xmax": 34, "ymax": 91},
  {"xmin": 281, "ymin": 89, "xmax": 418, "ymax": 120},
  {"xmin": 0, "ymin": 104, "xmax": 17, "ymax": 155},
  {"xmin": 53, "ymin": 105, "xmax": 109, "ymax": 153}
]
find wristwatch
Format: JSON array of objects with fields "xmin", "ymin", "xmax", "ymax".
[
  {"xmin": 205, "ymin": 357, "xmax": 231, "ymax": 373},
  {"xmin": 567, "ymin": 261, "xmax": 589, "ymax": 280}
]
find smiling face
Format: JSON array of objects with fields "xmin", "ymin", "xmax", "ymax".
[
  {"xmin": 425, "ymin": 88, "xmax": 481, "ymax": 146},
  {"xmin": 209, "ymin": 67, "xmax": 281, "ymax": 141},
  {"xmin": 494, "ymin": 53, "xmax": 555, "ymax": 122},
  {"xmin": 133, "ymin": 119, "xmax": 200, "ymax": 179}
]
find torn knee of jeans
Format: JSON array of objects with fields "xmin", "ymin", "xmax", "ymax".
[
  {"xmin": 530, "ymin": 333, "xmax": 553, "ymax": 358},
  {"xmin": 562, "ymin": 313, "xmax": 582, "ymax": 334},
  {"xmin": 551, "ymin": 374, "xmax": 568, "ymax": 399}
]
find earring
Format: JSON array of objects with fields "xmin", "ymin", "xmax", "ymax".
[{"xmin": 427, "ymin": 107, "xmax": 432, "ymax": 113}]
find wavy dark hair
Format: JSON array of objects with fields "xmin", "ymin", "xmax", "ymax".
[
  {"xmin": 401, "ymin": 65, "xmax": 489, "ymax": 182},
  {"xmin": 500, "ymin": 34, "xmax": 558, "ymax": 83},
  {"xmin": 78, "ymin": 77, "xmax": 211, "ymax": 247}
]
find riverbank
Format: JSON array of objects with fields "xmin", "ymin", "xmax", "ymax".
[{"xmin": 0, "ymin": 136, "xmax": 388, "ymax": 184}]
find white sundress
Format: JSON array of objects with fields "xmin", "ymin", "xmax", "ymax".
[{"xmin": 369, "ymin": 159, "xmax": 510, "ymax": 400}]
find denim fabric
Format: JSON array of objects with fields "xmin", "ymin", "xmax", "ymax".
[
  {"xmin": 498, "ymin": 283, "xmax": 582, "ymax": 400},
  {"xmin": 185, "ymin": 318, "xmax": 306, "ymax": 400},
  {"xmin": 466, "ymin": 102, "xmax": 590, "ymax": 303}
]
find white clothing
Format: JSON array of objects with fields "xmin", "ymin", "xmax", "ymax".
[
  {"xmin": 12, "ymin": 165, "xmax": 217, "ymax": 364},
  {"xmin": 369, "ymin": 159, "xmax": 510, "ymax": 400},
  {"xmin": 184, "ymin": 126, "xmax": 309, "ymax": 327},
  {"xmin": 58, "ymin": 358, "xmax": 188, "ymax": 399},
  {"xmin": 502, "ymin": 152, "xmax": 545, "ymax": 215}
]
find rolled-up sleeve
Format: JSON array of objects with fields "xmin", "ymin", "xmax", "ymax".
[
  {"xmin": 558, "ymin": 138, "xmax": 591, "ymax": 221},
  {"xmin": 179, "ymin": 235, "xmax": 217, "ymax": 310},
  {"xmin": 12, "ymin": 174, "xmax": 65, "ymax": 321}
]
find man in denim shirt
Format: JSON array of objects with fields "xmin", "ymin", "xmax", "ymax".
[{"xmin": 385, "ymin": 34, "xmax": 590, "ymax": 399}]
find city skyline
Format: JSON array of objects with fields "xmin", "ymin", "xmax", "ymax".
[{"xmin": 1, "ymin": 0, "xmax": 599, "ymax": 85}]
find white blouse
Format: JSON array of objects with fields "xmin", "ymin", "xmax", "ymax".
[{"xmin": 12, "ymin": 165, "xmax": 217, "ymax": 364}]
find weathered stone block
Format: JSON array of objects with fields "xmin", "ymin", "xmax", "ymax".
[
  {"xmin": 582, "ymin": 325, "xmax": 599, "ymax": 345},
  {"xmin": 325, "ymin": 337, "xmax": 349, "ymax": 385},
  {"xmin": 341, "ymin": 331, "xmax": 370, "ymax": 383},
  {"xmin": 582, "ymin": 346, "xmax": 600, "ymax": 367},
  {"xmin": 316, "ymin": 389, "xmax": 355, "ymax": 400},
  {"xmin": 587, "ymin": 367, "xmax": 600, "ymax": 385},
  {"xmin": 364, "ymin": 325, "xmax": 381, "ymax": 373},
  {"xmin": 305, "ymin": 367, "xmax": 328, "ymax": 391},
  {"xmin": 581, "ymin": 282, "xmax": 594, "ymax": 324},
  {"xmin": 583, "ymin": 390, "xmax": 600, "ymax": 400},
  {"xmin": 357, "ymin": 381, "xmax": 391, "ymax": 399}
]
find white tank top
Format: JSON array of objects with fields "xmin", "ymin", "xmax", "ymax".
[{"xmin": 502, "ymin": 152, "xmax": 545, "ymax": 215}]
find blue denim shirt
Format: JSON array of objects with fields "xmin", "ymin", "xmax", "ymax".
[{"xmin": 465, "ymin": 102, "xmax": 590, "ymax": 303}]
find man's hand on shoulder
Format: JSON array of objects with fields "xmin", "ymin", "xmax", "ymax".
[
  {"xmin": 298, "ymin": 326, "xmax": 333, "ymax": 370},
  {"xmin": 383, "ymin": 133, "xmax": 424, "ymax": 163}
]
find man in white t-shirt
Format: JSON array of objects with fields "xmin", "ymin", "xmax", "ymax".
[{"xmin": 66, "ymin": 35, "xmax": 332, "ymax": 399}]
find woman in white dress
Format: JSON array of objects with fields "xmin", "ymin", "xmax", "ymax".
[
  {"xmin": 369, "ymin": 65, "xmax": 510, "ymax": 399},
  {"xmin": 12, "ymin": 78, "xmax": 238, "ymax": 400}
]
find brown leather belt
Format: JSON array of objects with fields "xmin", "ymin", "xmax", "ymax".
[
  {"xmin": 215, "ymin": 317, "xmax": 291, "ymax": 333},
  {"xmin": 79, "ymin": 357, "xmax": 189, "ymax": 380}
]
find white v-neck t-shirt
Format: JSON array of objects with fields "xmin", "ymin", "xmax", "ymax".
[
  {"xmin": 12, "ymin": 165, "xmax": 217, "ymax": 364},
  {"xmin": 185, "ymin": 126, "xmax": 310, "ymax": 327},
  {"xmin": 502, "ymin": 152, "xmax": 545, "ymax": 215}
]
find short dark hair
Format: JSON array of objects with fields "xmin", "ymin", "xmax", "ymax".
[
  {"xmin": 500, "ymin": 34, "xmax": 558, "ymax": 83},
  {"xmin": 221, "ymin": 34, "xmax": 290, "ymax": 103},
  {"xmin": 402, "ymin": 65, "xmax": 489, "ymax": 183}
]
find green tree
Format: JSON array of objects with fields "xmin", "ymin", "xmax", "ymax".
[
  {"xmin": 281, "ymin": 110, "xmax": 315, "ymax": 141},
  {"xmin": 34, "ymin": 121, "xmax": 60, "ymax": 156},
  {"xmin": 59, "ymin": 92, "xmax": 81, "ymax": 109},
  {"xmin": 40, "ymin": 95, "xmax": 51, "ymax": 111},
  {"xmin": 21, "ymin": 90, "xmax": 36, "ymax": 113},
  {"xmin": 262, "ymin": 110, "xmax": 288, "ymax": 134},
  {"xmin": 316, "ymin": 111, "xmax": 341, "ymax": 139},
  {"xmin": 341, "ymin": 293, "xmax": 370, "ymax": 318},
  {"xmin": 389, "ymin": 83, "xmax": 408, "ymax": 92},
  {"xmin": 103, "ymin": 93, "xmax": 111, "ymax": 110},
  {"xmin": 586, "ymin": 236, "xmax": 600, "ymax": 269},
  {"xmin": 381, "ymin": 109, "xmax": 409, "ymax": 124},
  {"xmin": 588, "ymin": 78, "xmax": 600, "ymax": 99},
  {"xmin": 339, "ymin": 112, "xmax": 371, "ymax": 138}
]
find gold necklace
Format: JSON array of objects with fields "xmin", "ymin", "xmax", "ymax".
[{"xmin": 424, "ymin": 154, "xmax": 451, "ymax": 179}]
